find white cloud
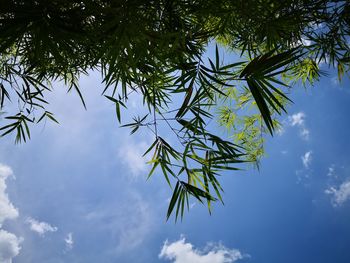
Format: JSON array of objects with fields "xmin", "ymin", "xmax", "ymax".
[
  {"xmin": 291, "ymin": 38, "xmax": 311, "ymax": 48},
  {"xmin": 117, "ymin": 139, "xmax": 149, "ymax": 177},
  {"xmin": 26, "ymin": 217, "xmax": 58, "ymax": 236},
  {"xmin": 0, "ymin": 165, "xmax": 13, "ymax": 179},
  {"xmin": 327, "ymin": 165, "xmax": 336, "ymax": 178},
  {"xmin": 300, "ymin": 127, "xmax": 310, "ymax": 140},
  {"xmin": 325, "ymin": 179, "xmax": 350, "ymax": 207},
  {"xmin": 301, "ymin": 38, "xmax": 311, "ymax": 46},
  {"xmin": 0, "ymin": 164, "xmax": 21, "ymax": 263},
  {"xmin": 0, "ymin": 230, "xmax": 22, "ymax": 263},
  {"xmin": 287, "ymin": 112, "xmax": 310, "ymax": 141},
  {"xmin": 288, "ymin": 112, "xmax": 305, "ymax": 126},
  {"xmin": 301, "ymin": 151, "xmax": 312, "ymax": 168},
  {"xmin": 65, "ymin": 233, "xmax": 74, "ymax": 250},
  {"xmin": 292, "ymin": 38, "xmax": 312, "ymax": 48},
  {"xmin": 159, "ymin": 237, "xmax": 246, "ymax": 263},
  {"xmin": 0, "ymin": 164, "xmax": 19, "ymax": 226}
]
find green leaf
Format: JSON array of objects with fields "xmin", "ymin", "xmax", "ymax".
[{"xmin": 167, "ymin": 181, "xmax": 181, "ymax": 221}]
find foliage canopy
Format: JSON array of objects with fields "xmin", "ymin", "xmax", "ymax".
[{"xmin": 1, "ymin": 0, "xmax": 349, "ymax": 220}]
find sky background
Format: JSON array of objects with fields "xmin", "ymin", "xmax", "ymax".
[{"xmin": 0, "ymin": 52, "xmax": 350, "ymax": 263}]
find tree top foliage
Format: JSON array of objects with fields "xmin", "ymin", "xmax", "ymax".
[{"xmin": 0, "ymin": 0, "xmax": 349, "ymax": 220}]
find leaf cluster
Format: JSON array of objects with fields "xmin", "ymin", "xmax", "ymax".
[{"xmin": 0, "ymin": 0, "xmax": 349, "ymax": 220}]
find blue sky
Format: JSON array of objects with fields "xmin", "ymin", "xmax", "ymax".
[{"xmin": 0, "ymin": 56, "xmax": 350, "ymax": 263}]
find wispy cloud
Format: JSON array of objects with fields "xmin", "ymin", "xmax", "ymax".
[
  {"xmin": 325, "ymin": 179, "xmax": 350, "ymax": 207},
  {"xmin": 287, "ymin": 112, "xmax": 310, "ymax": 140},
  {"xmin": 26, "ymin": 217, "xmax": 58, "ymax": 236},
  {"xmin": 159, "ymin": 237, "xmax": 247, "ymax": 263},
  {"xmin": 64, "ymin": 233, "xmax": 74, "ymax": 250},
  {"xmin": 327, "ymin": 165, "xmax": 336, "ymax": 178},
  {"xmin": 300, "ymin": 127, "xmax": 310, "ymax": 140},
  {"xmin": 331, "ymin": 76, "xmax": 339, "ymax": 86},
  {"xmin": 301, "ymin": 151, "xmax": 312, "ymax": 169},
  {"xmin": 0, "ymin": 163, "xmax": 22, "ymax": 263},
  {"xmin": 117, "ymin": 139, "xmax": 149, "ymax": 178},
  {"xmin": 115, "ymin": 196, "xmax": 152, "ymax": 252},
  {"xmin": 84, "ymin": 192, "xmax": 153, "ymax": 253}
]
